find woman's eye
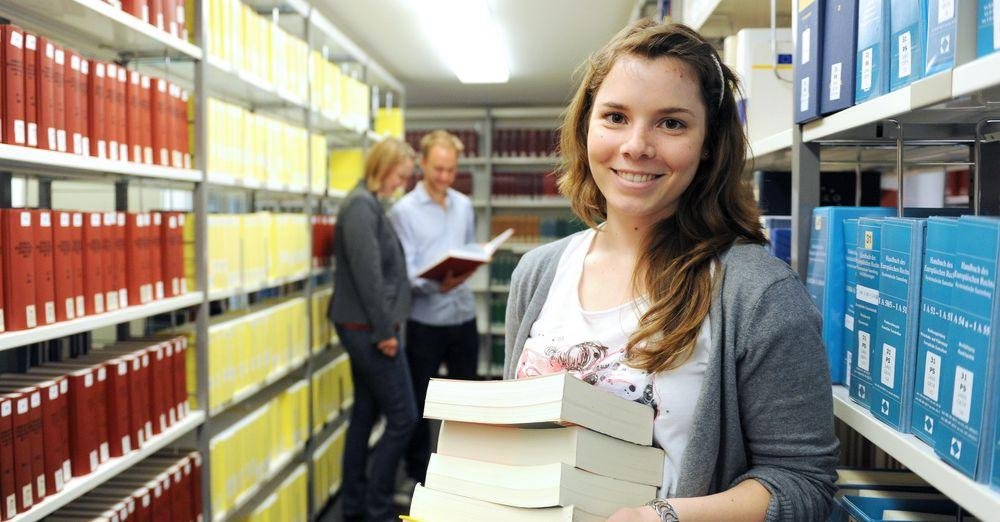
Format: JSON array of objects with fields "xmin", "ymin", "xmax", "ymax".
[
  {"xmin": 662, "ymin": 119, "xmax": 686, "ymax": 130},
  {"xmin": 604, "ymin": 112, "xmax": 626, "ymax": 124}
]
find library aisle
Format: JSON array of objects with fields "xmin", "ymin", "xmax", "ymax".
[{"xmin": 0, "ymin": 1, "xmax": 997, "ymax": 521}]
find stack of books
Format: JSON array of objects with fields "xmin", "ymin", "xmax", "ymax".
[{"xmin": 409, "ymin": 372, "xmax": 665, "ymax": 521}]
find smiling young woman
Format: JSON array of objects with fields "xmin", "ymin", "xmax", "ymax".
[{"xmin": 504, "ymin": 19, "xmax": 838, "ymax": 522}]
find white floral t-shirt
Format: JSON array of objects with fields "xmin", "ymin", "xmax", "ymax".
[{"xmin": 515, "ymin": 229, "xmax": 709, "ymax": 496}]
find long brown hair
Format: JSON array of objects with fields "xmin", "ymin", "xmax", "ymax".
[{"xmin": 557, "ymin": 19, "xmax": 765, "ymax": 372}]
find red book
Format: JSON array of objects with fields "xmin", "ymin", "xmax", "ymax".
[
  {"xmin": 33, "ymin": 210, "xmax": 56, "ymax": 326},
  {"xmin": 140, "ymin": 75, "xmax": 152, "ymax": 164},
  {"xmin": 0, "ymin": 397, "xmax": 16, "ymax": 520},
  {"xmin": 0, "ymin": 375, "xmax": 69, "ymax": 496},
  {"xmin": 2, "ymin": 393, "xmax": 32, "ymax": 513},
  {"xmin": 79, "ymin": 59, "xmax": 90, "ymax": 156},
  {"xmin": 150, "ymin": 78, "xmax": 168, "ymax": 166},
  {"xmin": 65, "ymin": 51, "xmax": 82, "ymax": 155},
  {"xmin": 148, "ymin": 343, "xmax": 170, "ymax": 434},
  {"xmin": 160, "ymin": 212, "xmax": 179, "ymax": 297},
  {"xmin": 104, "ymin": 63, "xmax": 118, "ymax": 162},
  {"xmin": 88, "ymin": 61, "xmax": 107, "ymax": 159},
  {"xmin": 126, "ymin": 70, "xmax": 142, "ymax": 163},
  {"xmin": 115, "ymin": 66, "xmax": 128, "ymax": 162},
  {"xmin": 149, "ymin": 213, "xmax": 164, "ymax": 300},
  {"xmin": 2, "ymin": 209, "xmax": 37, "ymax": 330},
  {"xmin": 171, "ymin": 336, "xmax": 188, "ymax": 418},
  {"xmin": 89, "ymin": 356, "xmax": 132, "ymax": 457},
  {"xmin": 82, "ymin": 212, "xmax": 105, "ymax": 315},
  {"xmin": 150, "ymin": 0, "xmax": 165, "ymax": 32},
  {"xmin": 101, "ymin": 212, "xmax": 118, "ymax": 311},
  {"xmin": 35, "ymin": 363, "xmax": 110, "ymax": 468},
  {"xmin": 51, "ymin": 45, "xmax": 67, "ymax": 152},
  {"xmin": 162, "ymin": 0, "xmax": 177, "ymax": 37},
  {"xmin": 0, "ymin": 386, "xmax": 45, "ymax": 503},
  {"xmin": 27, "ymin": 367, "xmax": 98, "ymax": 477},
  {"xmin": 123, "ymin": 0, "xmax": 149, "ymax": 24},
  {"xmin": 34, "ymin": 36, "xmax": 55, "ymax": 152},
  {"xmin": 179, "ymin": 89, "xmax": 190, "ymax": 168},
  {"xmin": 167, "ymin": 83, "xmax": 179, "ymax": 168},
  {"xmin": 160, "ymin": 341, "xmax": 176, "ymax": 426},
  {"xmin": 125, "ymin": 212, "xmax": 149, "ymax": 304},
  {"xmin": 2, "ymin": 25, "xmax": 27, "ymax": 146},
  {"xmin": 52, "ymin": 211, "xmax": 75, "ymax": 321},
  {"xmin": 71, "ymin": 212, "xmax": 85, "ymax": 318},
  {"xmin": 23, "ymin": 31, "xmax": 37, "ymax": 148},
  {"xmin": 114, "ymin": 212, "xmax": 127, "ymax": 307}
]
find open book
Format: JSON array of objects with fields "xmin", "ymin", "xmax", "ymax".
[{"xmin": 416, "ymin": 228, "xmax": 514, "ymax": 281}]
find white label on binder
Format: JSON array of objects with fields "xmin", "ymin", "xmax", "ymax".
[
  {"xmin": 923, "ymin": 351, "xmax": 941, "ymax": 401},
  {"xmin": 141, "ymin": 494, "xmax": 150, "ymax": 508},
  {"xmin": 24, "ymin": 33, "xmax": 35, "ymax": 50},
  {"xmin": 27, "ymin": 123, "xmax": 37, "ymax": 147},
  {"xmin": 10, "ymin": 31, "xmax": 22, "ymax": 48},
  {"xmin": 75, "ymin": 296, "xmax": 84, "ymax": 317},
  {"xmin": 952, "ymin": 365, "xmax": 973, "ymax": 422},
  {"xmin": 40, "ymin": 212, "xmax": 50, "ymax": 227},
  {"xmin": 45, "ymin": 42, "xmax": 53, "ymax": 58},
  {"xmin": 84, "ymin": 373, "xmax": 93, "ymax": 387},
  {"xmin": 122, "ymin": 436, "xmax": 131, "ymax": 453},
  {"xmin": 25, "ymin": 304, "xmax": 36, "ymax": 328},
  {"xmin": 95, "ymin": 293, "xmax": 104, "ymax": 314},
  {"xmin": 939, "ymin": 0, "xmax": 954, "ymax": 21},
  {"xmin": 1, "ymin": 402, "xmax": 8, "ymax": 417},
  {"xmin": 62, "ymin": 460, "xmax": 71, "ymax": 481},
  {"xmin": 156, "ymin": 281, "xmax": 164, "ymax": 300},
  {"xmin": 60, "ymin": 380, "xmax": 67, "ymax": 394},
  {"xmin": 118, "ymin": 362, "xmax": 127, "ymax": 375},
  {"xmin": 97, "ymin": 367, "xmax": 106, "ymax": 381},
  {"xmin": 21, "ymin": 486, "xmax": 31, "ymax": 509},
  {"xmin": 844, "ymin": 313, "xmax": 854, "ymax": 332},
  {"xmin": 799, "ymin": 77, "xmax": 810, "ymax": 112},
  {"xmin": 861, "ymin": 47, "xmax": 873, "ymax": 91},
  {"xmin": 855, "ymin": 284, "xmax": 879, "ymax": 305},
  {"xmin": 880, "ymin": 343, "xmax": 896, "ymax": 387},
  {"xmin": 56, "ymin": 129, "xmax": 67, "ymax": 152},
  {"xmin": 801, "ymin": 28, "xmax": 811, "ymax": 64},
  {"xmin": 89, "ymin": 450, "xmax": 98, "ymax": 471},
  {"xmin": 13, "ymin": 119, "xmax": 25, "ymax": 144},
  {"xmin": 5, "ymin": 496, "xmax": 13, "ymax": 519},
  {"xmin": 858, "ymin": 330, "xmax": 871, "ymax": 371},
  {"xmin": 44, "ymin": 302, "xmax": 55, "ymax": 324},
  {"xmin": 48, "ymin": 386, "xmax": 58, "ymax": 400},
  {"xmin": 29, "ymin": 392, "xmax": 40, "ymax": 408},
  {"xmin": 898, "ymin": 31, "xmax": 912, "ymax": 78},
  {"xmin": 16, "ymin": 399, "xmax": 27, "ymax": 415},
  {"xmin": 20, "ymin": 211, "xmax": 30, "ymax": 227},
  {"xmin": 54, "ymin": 469, "xmax": 63, "ymax": 492},
  {"xmin": 99, "ymin": 442, "xmax": 109, "ymax": 462},
  {"xmin": 36, "ymin": 477, "xmax": 44, "ymax": 498}
]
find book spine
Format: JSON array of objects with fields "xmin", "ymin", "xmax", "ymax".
[
  {"xmin": 2, "ymin": 25, "xmax": 26, "ymax": 146},
  {"xmin": 89, "ymin": 61, "xmax": 107, "ymax": 159},
  {"xmin": 23, "ymin": 390, "xmax": 45, "ymax": 502},
  {"xmin": 102, "ymin": 212, "xmax": 118, "ymax": 311},
  {"xmin": 105, "ymin": 360, "xmax": 133, "ymax": 457},
  {"xmin": 9, "ymin": 395, "xmax": 33, "ymax": 512},
  {"xmin": 843, "ymin": 218, "xmax": 860, "ymax": 391},
  {"xmin": 33, "ymin": 210, "xmax": 56, "ymax": 326},
  {"xmin": 116, "ymin": 66, "xmax": 128, "ymax": 161},
  {"xmin": 151, "ymin": 78, "xmax": 169, "ymax": 166},
  {"xmin": 71, "ymin": 212, "xmax": 85, "ymax": 318},
  {"xmin": 65, "ymin": 371, "xmax": 99, "ymax": 476},
  {"xmin": 23, "ymin": 32, "xmax": 37, "ymax": 148},
  {"xmin": 115, "ymin": 212, "xmax": 128, "ymax": 307},
  {"xmin": 0, "ymin": 398, "xmax": 16, "ymax": 520},
  {"xmin": 82, "ymin": 212, "xmax": 105, "ymax": 314},
  {"xmin": 51, "ymin": 45, "xmax": 66, "ymax": 153},
  {"xmin": 35, "ymin": 37, "xmax": 56, "ymax": 151},
  {"xmin": 66, "ymin": 51, "xmax": 82, "ymax": 155},
  {"xmin": 977, "ymin": 0, "xmax": 999, "ymax": 57},
  {"xmin": 855, "ymin": 0, "xmax": 891, "ymax": 102},
  {"xmin": 2, "ymin": 210, "xmax": 37, "ymax": 330},
  {"xmin": 851, "ymin": 218, "xmax": 884, "ymax": 408},
  {"xmin": 127, "ymin": 70, "xmax": 142, "ymax": 163},
  {"xmin": 150, "ymin": 212, "xmax": 164, "ymax": 300},
  {"xmin": 37, "ymin": 382, "xmax": 66, "ymax": 494},
  {"xmin": 794, "ymin": 0, "xmax": 823, "ymax": 123},
  {"xmin": 105, "ymin": 63, "xmax": 119, "ymax": 162},
  {"xmin": 889, "ymin": 0, "xmax": 928, "ymax": 91},
  {"xmin": 79, "ymin": 59, "xmax": 89, "ymax": 156}
]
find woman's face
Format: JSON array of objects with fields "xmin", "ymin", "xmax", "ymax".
[
  {"xmin": 586, "ymin": 53, "xmax": 708, "ymax": 224},
  {"xmin": 378, "ymin": 158, "xmax": 414, "ymax": 197}
]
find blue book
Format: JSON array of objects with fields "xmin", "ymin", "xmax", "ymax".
[
  {"xmin": 851, "ymin": 217, "xmax": 887, "ymax": 407},
  {"xmin": 795, "ymin": 0, "xmax": 825, "ymax": 123},
  {"xmin": 869, "ymin": 218, "xmax": 926, "ymax": 432},
  {"xmin": 890, "ymin": 0, "xmax": 928, "ymax": 90},
  {"xmin": 821, "ymin": 0, "xmax": 859, "ymax": 114},
  {"xmin": 911, "ymin": 217, "xmax": 959, "ymax": 445},
  {"xmin": 843, "ymin": 219, "xmax": 861, "ymax": 390},
  {"xmin": 992, "ymin": 413, "xmax": 1000, "ymax": 490},
  {"xmin": 980, "ymin": 0, "xmax": 1000, "ymax": 57},
  {"xmin": 856, "ymin": 0, "xmax": 892, "ymax": 102},
  {"xmin": 934, "ymin": 216, "xmax": 1000, "ymax": 480},
  {"xmin": 925, "ymin": 0, "xmax": 979, "ymax": 75},
  {"xmin": 807, "ymin": 207, "xmax": 894, "ymax": 384},
  {"xmin": 840, "ymin": 495, "xmax": 960, "ymax": 521}
]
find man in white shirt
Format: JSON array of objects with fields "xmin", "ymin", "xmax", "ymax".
[{"xmin": 389, "ymin": 130, "xmax": 479, "ymax": 485}]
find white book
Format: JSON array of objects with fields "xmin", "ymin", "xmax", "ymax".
[
  {"xmin": 437, "ymin": 421, "xmax": 664, "ymax": 487},
  {"xmin": 424, "ymin": 453, "xmax": 656, "ymax": 518},
  {"xmin": 409, "ymin": 484, "xmax": 604, "ymax": 522}
]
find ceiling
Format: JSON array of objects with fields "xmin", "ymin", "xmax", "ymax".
[{"xmin": 315, "ymin": 0, "xmax": 638, "ymax": 108}]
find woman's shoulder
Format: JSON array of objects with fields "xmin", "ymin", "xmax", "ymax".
[
  {"xmin": 516, "ymin": 230, "xmax": 588, "ymax": 275},
  {"xmin": 718, "ymin": 241, "xmax": 805, "ymax": 301}
]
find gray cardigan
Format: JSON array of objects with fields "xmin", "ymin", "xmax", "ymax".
[
  {"xmin": 329, "ymin": 182, "xmax": 411, "ymax": 341},
  {"xmin": 504, "ymin": 235, "xmax": 839, "ymax": 521}
]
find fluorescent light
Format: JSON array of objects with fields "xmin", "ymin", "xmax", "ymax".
[{"xmin": 416, "ymin": 0, "xmax": 510, "ymax": 84}]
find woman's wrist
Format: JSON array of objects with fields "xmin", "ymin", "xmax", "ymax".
[{"xmin": 645, "ymin": 498, "xmax": 680, "ymax": 522}]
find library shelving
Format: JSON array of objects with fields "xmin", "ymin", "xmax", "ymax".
[{"xmin": 0, "ymin": 0, "xmax": 403, "ymax": 520}]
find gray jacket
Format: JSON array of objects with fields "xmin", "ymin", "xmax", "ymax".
[
  {"xmin": 329, "ymin": 182, "xmax": 411, "ymax": 341},
  {"xmin": 504, "ymin": 234, "xmax": 839, "ymax": 521}
]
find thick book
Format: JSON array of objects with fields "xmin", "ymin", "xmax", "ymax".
[
  {"xmin": 821, "ymin": 0, "xmax": 858, "ymax": 114},
  {"xmin": 82, "ymin": 212, "xmax": 105, "ymax": 315},
  {"xmin": 0, "ymin": 384, "xmax": 48, "ymax": 503},
  {"xmin": 79, "ymin": 59, "xmax": 89, "ymax": 156},
  {"xmin": 51, "ymin": 45, "xmax": 67, "ymax": 153},
  {"xmin": 855, "ymin": 0, "xmax": 892, "ymax": 103},
  {"xmin": 88, "ymin": 61, "xmax": 107, "ymax": 159},
  {"xmin": 23, "ymin": 32, "xmax": 37, "ymax": 148},
  {"xmin": 807, "ymin": 207, "xmax": 893, "ymax": 383},
  {"xmin": 53, "ymin": 212, "xmax": 77, "ymax": 322},
  {"xmin": 151, "ymin": 78, "xmax": 169, "ymax": 166},
  {"xmin": 889, "ymin": 0, "xmax": 928, "ymax": 91},
  {"xmin": 105, "ymin": 63, "xmax": 118, "ymax": 162},
  {"xmin": 102, "ymin": 212, "xmax": 118, "ymax": 311},
  {"xmin": 149, "ymin": 213, "xmax": 164, "ymax": 300},
  {"xmin": 978, "ymin": 0, "xmax": 999, "ymax": 57},
  {"xmin": 437, "ymin": 421, "xmax": 664, "ymax": 487},
  {"xmin": 2, "ymin": 209, "xmax": 38, "ymax": 331},
  {"xmin": 417, "ymin": 228, "xmax": 514, "ymax": 281},
  {"xmin": 34, "ymin": 210, "xmax": 56, "ymax": 326},
  {"xmin": 127, "ymin": 70, "xmax": 142, "ymax": 164},
  {"xmin": 35, "ymin": 36, "xmax": 56, "ymax": 151},
  {"xmin": 850, "ymin": 217, "xmax": 887, "ymax": 407},
  {"xmin": 0, "ymin": 374, "xmax": 69, "ymax": 496},
  {"xmin": 794, "ymin": 0, "xmax": 824, "ymax": 123},
  {"xmin": 843, "ymin": 218, "xmax": 861, "ymax": 391},
  {"xmin": 911, "ymin": 217, "xmax": 958, "ymax": 445},
  {"xmin": 73, "ymin": 353, "xmax": 133, "ymax": 457},
  {"xmin": 423, "ymin": 372, "xmax": 654, "ymax": 446},
  {"xmin": 1, "ymin": 396, "xmax": 16, "ymax": 520},
  {"xmin": 114, "ymin": 66, "xmax": 127, "ymax": 162},
  {"xmin": 65, "ymin": 51, "xmax": 82, "ymax": 155},
  {"xmin": 2, "ymin": 392, "xmax": 34, "ymax": 513},
  {"xmin": 925, "ymin": 0, "xmax": 978, "ymax": 76},
  {"xmin": 410, "ymin": 484, "xmax": 603, "ymax": 522},
  {"xmin": 70, "ymin": 212, "xmax": 85, "ymax": 318},
  {"xmin": 2, "ymin": 25, "xmax": 27, "ymax": 146},
  {"xmin": 869, "ymin": 217, "xmax": 926, "ymax": 432},
  {"xmin": 31, "ymin": 363, "xmax": 110, "ymax": 472},
  {"xmin": 933, "ymin": 216, "xmax": 1000, "ymax": 480},
  {"xmin": 425, "ymin": 453, "xmax": 655, "ymax": 518}
]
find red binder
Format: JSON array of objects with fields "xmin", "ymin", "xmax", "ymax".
[
  {"xmin": 65, "ymin": 51, "xmax": 82, "ymax": 155},
  {"xmin": 33, "ymin": 210, "xmax": 56, "ymax": 326},
  {"xmin": 71, "ymin": 212, "xmax": 85, "ymax": 318},
  {"xmin": 126, "ymin": 213, "xmax": 149, "ymax": 305},
  {"xmin": 0, "ymin": 375, "xmax": 69, "ymax": 497},
  {"xmin": 162, "ymin": 0, "xmax": 177, "ymax": 37},
  {"xmin": 23, "ymin": 32, "xmax": 37, "ymax": 148},
  {"xmin": 150, "ymin": 0, "xmax": 165, "ymax": 32},
  {"xmin": 27, "ymin": 367, "xmax": 99, "ymax": 477},
  {"xmin": 180, "ymin": 89, "xmax": 190, "ymax": 168},
  {"xmin": 140, "ymin": 74, "xmax": 152, "ymax": 164},
  {"xmin": 126, "ymin": 69, "xmax": 142, "ymax": 163},
  {"xmin": 88, "ymin": 61, "xmax": 107, "ymax": 159},
  {"xmin": 115, "ymin": 66, "xmax": 127, "ymax": 161},
  {"xmin": 149, "ymin": 213, "xmax": 164, "ymax": 300},
  {"xmin": 170, "ymin": 336, "xmax": 188, "ymax": 418},
  {"xmin": 151, "ymin": 78, "xmax": 168, "ymax": 166},
  {"xmin": 0, "ymin": 386, "xmax": 45, "ymax": 504},
  {"xmin": 2, "ymin": 25, "xmax": 27, "ymax": 146},
  {"xmin": 52, "ymin": 211, "xmax": 75, "ymax": 321},
  {"xmin": 1, "ymin": 397, "xmax": 17, "ymax": 520},
  {"xmin": 51, "ymin": 45, "xmax": 67, "ymax": 153},
  {"xmin": 161, "ymin": 212, "xmax": 181, "ymax": 297},
  {"xmin": 2, "ymin": 392, "xmax": 33, "ymax": 512},
  {"xmin": 123, "ymin": 0, "xmax": 149, "ymax": 24},
  {"xmin": 101, "ymin": 212, "xmax": 117, "ymax": 311},
  {"xmin": 149, "ymin": 343, "xmax": 170, "ymax": 434},
  {"xmin": 34, "ymin": 36, "xmax": 55, "ymax": 152},
  {"xmin": 82, "ymin": 212, "xmax": 105, "ymax": 315},
  {"xmin": 104, "ymin": 63, "xmax": 118, "ymax": 162},
  {"xmin": 89, "ymin": 356, "xmax": 132, "ymax": 457},
  {"xmin": 114, "ymin": 212, "xmax": 127, "ymax": 307},
  {"xmin": 2, "ymin": 209, "xmax": 37, "ymax": 330},
  {"xmin": 167, "ymin": 83, "xmax": 179, "ymax": 168},
  {"xmin": 79, "ymin": 59, "xmax": 89, "ymax": 156}
]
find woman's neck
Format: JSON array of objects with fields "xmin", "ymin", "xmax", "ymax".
[{"xmin": 593, "ymin": 211, "xmax": 661, "ymax": 257}]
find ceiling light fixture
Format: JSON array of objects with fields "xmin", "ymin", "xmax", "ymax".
[{"xmin": 417, "ymin": 0, "xmax": 510, "ymax": 84}]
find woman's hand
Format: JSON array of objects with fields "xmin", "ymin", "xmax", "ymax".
[
  {"xmin": 376, "ymin": 337, "xmax": 399, "ymax": 357},
  {"xmin": 606, "ymin": 506, "xmax": 659, "ymax": 522}
]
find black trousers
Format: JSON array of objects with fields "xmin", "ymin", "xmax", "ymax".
[{"xmin": 403, "ymin": 318, "xmax": 479, "ymax": 482}]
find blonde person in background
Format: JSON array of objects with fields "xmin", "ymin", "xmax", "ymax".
[
  {"xmin": 328, "ymin": 137, "xmax": 418, "ymax": 522},
  {"xmin": 503, "ymin": 20, "xmax": 838, "ymax": 522}
]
